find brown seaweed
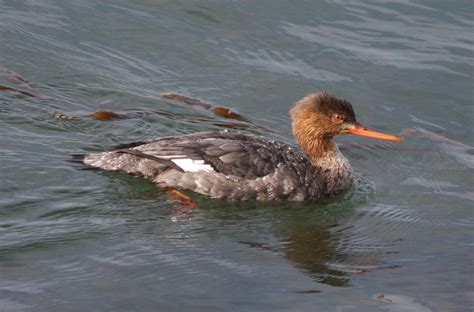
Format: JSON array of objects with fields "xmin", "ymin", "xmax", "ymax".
[
  {"xmin": 403, "ymin": 127, "xmax": 472, "ymax": 148},
  {"xmin": 162, "ymin": 92, "xmax": 242, "ymax": 119},
  {"xmin": 0, "ymin": 84, "xmax": 36, "ymax": 97}
]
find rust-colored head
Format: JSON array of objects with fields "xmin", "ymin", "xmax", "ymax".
[{"xmin": 290, "ymin": 92, "xmax": 402, "ymax": 158}]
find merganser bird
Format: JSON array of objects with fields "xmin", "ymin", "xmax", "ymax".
[{"xmin": 80, "ymin": 92, "xmax": 402, "ymax": 201}]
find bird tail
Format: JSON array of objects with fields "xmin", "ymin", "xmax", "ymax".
[{"xmin": 69, "ymin": 153, "xmax": 99, "ymax": 170}]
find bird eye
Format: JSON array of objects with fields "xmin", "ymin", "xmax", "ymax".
[{"xmin": 333, "ymin": 114, "xmax": 344, "ymax": 123}]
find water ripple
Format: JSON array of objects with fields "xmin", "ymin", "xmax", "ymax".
[
  {"xmin": 281, "ymin": 1, "xmax": 473, "ymax": 75},
  {"xmin": 225, "ymin": 47, "xmax": 352, "ymax": 82}
]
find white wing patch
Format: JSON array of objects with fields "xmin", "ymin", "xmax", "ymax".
[
  {"xmin": 135, "ymin": 153, "xmax": 214, "ymax": 173},
  {"xmin": 171, "ymin": 158, "xmax": 214, "ymax": 173}
]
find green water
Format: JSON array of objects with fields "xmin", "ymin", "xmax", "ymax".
[{"xmin": 1, "ymin": 1, "xmax": 473, "ymax": 311}]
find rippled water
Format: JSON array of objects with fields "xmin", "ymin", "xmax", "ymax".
[{"xmin": 1, "ymin": 1, "xmax": 473, "ymax": 311}]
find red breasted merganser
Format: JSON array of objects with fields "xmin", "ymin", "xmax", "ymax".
[{"xmin": 80, "ymin": 92, "xmax": 402, "ymax": 201}]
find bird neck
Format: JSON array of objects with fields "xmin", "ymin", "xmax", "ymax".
[
  {"xmin": 292, "ymin": 122, "xmax": 352, "ymax": 177},
  {"xmin": 298, "ymin": 135, "xmax": 345, "ymax": 168},
  {"xmin": 295, "ymin": 131, "xmax": 353, "ymax": 195}
]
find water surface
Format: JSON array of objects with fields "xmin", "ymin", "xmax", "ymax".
[{"xmin": 0, "ymin": 1, "xmax": 473, "ymax": 311}]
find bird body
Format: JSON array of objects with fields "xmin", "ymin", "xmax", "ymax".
[{"xmin": 80, "ymin": 92, "xmax": 401, "ymax": 201}]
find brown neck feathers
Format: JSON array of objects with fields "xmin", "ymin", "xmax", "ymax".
[{"xmin": 292, "ymin": 119, "xmax": 337, "ymax": 163}]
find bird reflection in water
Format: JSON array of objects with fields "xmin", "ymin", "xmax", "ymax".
[{"xmin": 239, "ymin": 204, "xmax": 399, "ymax": 287}]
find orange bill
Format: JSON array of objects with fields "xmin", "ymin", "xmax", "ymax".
[{"xmin": 347, "ymin": 122, "xmax": 403, "ymax": 142}]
